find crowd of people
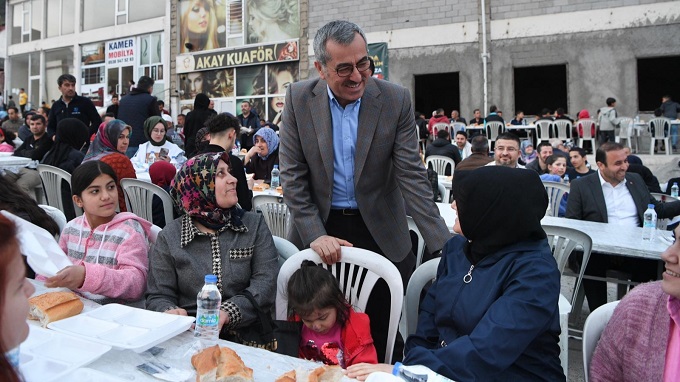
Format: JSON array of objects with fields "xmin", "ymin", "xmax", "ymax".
[{"xmin": 3, "ymin": 18, "xmax": 680, "ymax": 382}]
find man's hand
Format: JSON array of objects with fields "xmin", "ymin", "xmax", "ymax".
[
  {"xmin": 310, "ymin": 235, "xmax": 353, "ymax": 264},
  {"xmin": 165, "ymin": 308, "xmax": 188, "ymax": 316},
  {"xmin": 44, "ymin": 265, "xmax": 86, "ymax": 290}
]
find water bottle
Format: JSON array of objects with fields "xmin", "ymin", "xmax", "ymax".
[
  {"xmin": 563, "ymin": 174, "xmax": 570, "ymax": 184},
  {"xmin": 642, "ymin": 204, "xmax": 657, "ymax": 241},
  {"xmin": 175, "ymin": 153, "xmax": 187, "ymax": 170},
  {"xmin": 195, "ymin": 275, "xmax": 221, "ymax": 347},
  {"xmin": 635, "ymin": 115, "xmax": 640, "ymax": 124},
  {"xmin": 672, "ymin": 182, "xmax": 679, "ymax": 198},
  {"xmin": 270, "ymin": 164, "xmax": 280, "ymax": 188}
]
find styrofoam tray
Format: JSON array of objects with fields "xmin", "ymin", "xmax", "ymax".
[
  {"xmin": 48, "ymin": 303, "xmax": 195, "ymax": 352},
  {"xmin": 19, "ymin": 326, "xmax": 111, "ymax": 382},
  {"xmin": 56, "ymin": 367, "xmax": 128, "ymax": 382}
]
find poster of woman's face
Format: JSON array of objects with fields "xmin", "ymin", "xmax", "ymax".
[
  {"xmin": 181, "ymin": 68, "xmax": 234, "ymax": 100},
  {"xmin": 266, "ymin": 62, "xmax": 298, "ymax": 121},
  {"xmin": 245, "ymin": 0, "xmax": 300, "ymax": 44},
  {"xmin": 235, "ymin": 66, "xmax": 266, "ymax": 97},
  {"xmin": 180, "ymin": 0, "xmax": 226, "ymax": 53}
]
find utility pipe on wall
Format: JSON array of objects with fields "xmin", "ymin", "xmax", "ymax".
[{"xmin": 480, "ymin": 0, "xmax": 489, "ymax": 115}]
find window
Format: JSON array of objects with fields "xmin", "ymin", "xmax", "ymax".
[
  {"xmin": 637, "ymin": 56, "xmax": 680, "ymax": 112},
  {"xmin": 140, "ymin": 33, "xmax": 163, "ymax": 81},
  {"xmin": 11, "ymin": 2, "xmax": 28, "ymax": 44},
  {"xmin": 30, "ymin": 0, "xmax": 42, "ymax": 41},
  {"xmin": 46, "ymin": 0, "xmax": 75, "ymax": 37},
  {"xmin": 45, "ymin": 48, "xmax": 74, "ymax": 104},
  {"xmin": 83, "ymin": 0, "xmax": 115, "ymax": 30},
  {"xmin": 514, "ymin": 64, "xmax": 568, "ymax": 116},
  {"xmin": 414, "ymin": 73, "xmax": 460, "ymax": 119},
  {"xmin": 227, "ymin": 0, "xmax": 244, "ymax": 47},
  {"xmin": 129, "ymin": 0, "xmax": 165, "ymax": 23}
]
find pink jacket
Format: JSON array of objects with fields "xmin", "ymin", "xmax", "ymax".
[
  {"xmin": 590, "ymin": 281, "xmax": 668, "ymax": 381},
  {"xmin": 0, "ymin": 142, "xmax": 14, "ymax": 152},
  {"xmin": 40, "ymin": 213, "xmax": 151, "ymax": 303}
]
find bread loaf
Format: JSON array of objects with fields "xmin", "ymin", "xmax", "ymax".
[
  {"xmin": 191, "ymin": 345, "xmax": 254, "ymax": 382},
  {"xmin": 276, "ymin": 366, "xmax": 344, "ymax": 382},
  {"xmin": 28, "ymin": 291, "xmax": 84, "ymax": 327}
]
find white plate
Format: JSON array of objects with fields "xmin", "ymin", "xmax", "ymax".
[
  {"xmin": 19, "ymin": 326, "xmax": 111, "ymax": 382},
  {"xmin": 48, "ymin": 304, "xmax": 195, "ymax": 352},
  {"xmin": 365, "ymin": 372, "xmax": 402, "ymax": 382},
  {"xmin": 56, "ymin": 368, "xmax": 128, "ymax": 382}
]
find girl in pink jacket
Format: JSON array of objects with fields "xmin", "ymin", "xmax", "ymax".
[{"xmin": 40, "ymin": 160, "xmax": 151, "ymax": 304}]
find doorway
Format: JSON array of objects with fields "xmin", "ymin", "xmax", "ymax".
[
  {"xmin": 415, "ymin": 72, "xmax": 460, "ymax": 119},
  {"xmin": 108, "ymin": 66, "xmax": 134, "ymax": 96}
]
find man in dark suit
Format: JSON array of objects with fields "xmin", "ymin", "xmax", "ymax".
[
  {"xmin": 280, "ymin": 20, "xmax": 451, "ymax": 362},
  {"xmin": 566, "ymin": 141, "xmax": 680, "ymax": 310}
]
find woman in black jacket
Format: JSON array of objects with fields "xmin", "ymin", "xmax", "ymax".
[{"xmin": 184, "ymin": 93, "xmax": 217, "ymax": 157}]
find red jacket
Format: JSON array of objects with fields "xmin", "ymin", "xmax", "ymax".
[
  {"xmin": 294, "ymin": 308, "xmax": 378, "ymax": 366},
  {"xmin": 428, "ymin": 115, "xmax": 451, "ymax": 136}
]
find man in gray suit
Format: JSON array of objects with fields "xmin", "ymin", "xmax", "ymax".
[
  {"xmin": 280, "ymin": 20, "xmax": 451, "ymax": 361},
  {"xmin": 566, "ymin": 141, "xmax": 680, "ymax": 310}
]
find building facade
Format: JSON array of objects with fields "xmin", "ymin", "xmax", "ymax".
[{"xmin": 6, "ymin": 0, "xmax": 169, "ymax": 112}]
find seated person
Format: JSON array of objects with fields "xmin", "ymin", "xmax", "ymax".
[
  {"xmin": 566, "ymin": 147, "xmax": 595, "ymax": 180},
  {"xmin": 5, "ymin": 114, "xmax": 53, "ymax": 196},
  {"xmin": 0, "ymin": 127, "xmax": 16, "ymax": 152},
  {"xmin": 425, "ymin": 129, "xmax": 461, "ymax": 175},
  {"xmin": 146, "ymin": 152, "xmax": 278, "ymax": 335},
  {"xmin": 521, "ymin": 140, "xmax": 537, "ymax": 164},
  {"xmin": 348, "ymin": 167, "xmax": 564, "ymax": 381},
  {"xmin": 0, "ymin": 214, "xmax": 37, "ymax": 379},
  {"xmin": 131, "ymin": 116, "xmax": 184, "ymax": 169},
  {"xmin": 84, "ymin": 120, "xmax": 137, "ymax": 212},
  {"xmin": 590, "ymin": 225, "xmax": 680, "ymax": 381},
  {"xmin": 244, "ymin": 127, "xmax": 279, "ymax": 181},
  {"xmin": 540, "ymin": 155, "xmax": 569, "ymax": 217},
  {"xmin": 39, "ymin": 161, "xmax": 151, "ymax": 304}
]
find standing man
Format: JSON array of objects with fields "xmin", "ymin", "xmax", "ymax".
[
  {"xmin": 47, "ymin": 74, "xmax": 102, "ymax": 140},
  {"xmin": 566, "ymin": 142, "xmax": 680, "ymax": 311},
  {"xmin": 106, "ymin": 94, "xmax": 119, "ymax": 118},
  {"xmin": 597, "ymin": 97, "xmax": 619, "ymax": 144},
  {"xmin": 117, "ymin": 76, "xmax": 160, "ymax": 157},
  {"xmin": 280, "ymin": 20, "xmax": 450, "ymax": 362},
  {"xmin": 660, "ymin": 95, "xmax": 680, "ymax": 149},
  {"xmin": 18, "ymin": 88, "xmax": 28, "ymax": 115},
  {"xmin": 237, "ymin": 101, "xmax": 261, "ymax": 151}
]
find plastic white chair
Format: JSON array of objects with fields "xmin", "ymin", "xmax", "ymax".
[
  {"xmin": 426, "ymin": 155, "xmax": 455, "ymax": 176},
  {"xmin": 553, "ymin": 120, "xmax": 572, "ymax": 141},
  {"xmin": 542, "ymin": 224, "xmax": 593, "ymax": 308},
  {"xmin": 437, "ymin": 181, "xmax": 449, "ymax": 204},
  {"xmin": 415, "ymin": 123, "xmax": 426, "ymax": 154},
  {"xmin": 582, "ymin": 300, "xmax": 620, "ymax": 382},
  {"xmin": 38, "ymin": 204, "xmax": 67, "ymax": 236},
  {"xmin": 432, "ymin": 123, "xmax": 450, "ymax": 137},
  {"xmin": 273, "ymin": 236, "xmax": 300, "ymax": 267},
  {"xmin": 542, "ymin": 181, "xmax": 570, "ymax": 218},
  {"xmin": 406, "ymin": 216, "xmax": 426, "ymax": 267},
  {"xmin": 577, "ymin": 119, "xmax": 597, "ymax": 153},
  {"xmin": 535, "ymin": 120, "xmax": 553, "ymax": 143},
  {"xmin": 252, "ymin": 194, "xmax": 290, "ymax": 238},
  {"xmin": 450, "ymin": 122, "xmax": 466, "ymax": 136},
  {"xmin": 36, "ymin": 164, "xmax": 83, "ymax": 217},
  {"xmin": 614, "ymin": 117, "xmax": 635, "ymax": 151},
  {"xmin": 485, "ymin": 121, "xmax": 505, "ymax": 144},
  {"xmin": 276, "ymin": 248, "xmax": 404, "ymax": 364},
  {"xmin": 120, "ymin": 178, "xmax": 174, "ymax": 227},
  {"xmin": 404, "ymin": 257, "xmax": 440, "ymax": 336},
  {"xmin": 149, "ymin": 224, "xmax": 162, "ymax": 244},
  {"xmin": 649, "ymin": 117, "xmax": 671, "ymax": 155}
]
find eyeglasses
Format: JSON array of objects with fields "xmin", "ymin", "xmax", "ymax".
[{"xmin": 329, "ymin": 57, "xmax": 371, "ymax": 77}]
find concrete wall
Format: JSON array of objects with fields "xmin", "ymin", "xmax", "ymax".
[{"xmin": 304, "ymin": 0, "xmax": 680, "ymax": 119}]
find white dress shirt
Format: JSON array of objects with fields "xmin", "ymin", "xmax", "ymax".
[{"xmin": 598, "ymin": 170, "xmax": 639, "ymax": 227}]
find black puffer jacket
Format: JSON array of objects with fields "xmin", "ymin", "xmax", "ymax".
[
  {"xmin": 117, "ymin": 89, "xmax": 159, "ymax": 147},
  {"xmin": 184, "ymin": 94, "xmax": 217, "ymax": 157}
]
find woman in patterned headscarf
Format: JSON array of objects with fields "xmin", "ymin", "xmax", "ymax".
[
  {"xmin": 83, "ymin": 119, "xmax": 136, "ymax": 212},
  {"xmin": 244, "ymin": 127, "xmax": 279, "ymax": 180},
  {"xmin": 145, "ymin": 152, "xmax": 278, "ymax": 337}
]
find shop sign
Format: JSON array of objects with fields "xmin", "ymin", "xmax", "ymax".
[
  {"xmin": 106, "ymin": 38, "xmax": 136, "ymax": 67},
  {"xmin": 177, "ymin": 41, "xmax": 299, "ymax": 74}
]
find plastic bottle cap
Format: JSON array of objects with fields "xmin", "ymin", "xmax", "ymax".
[
  {"xmin": 648, "ymin": 204, "xmax": 655, "ymax": 209},
  {"xmin": 205, "ymin": 274, "xmax": 218, "ymax": 283}
]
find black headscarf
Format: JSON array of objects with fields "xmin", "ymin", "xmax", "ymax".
[
  {"xmin": 452, "ymin": 166, "xmax": 548, "ymax": 265},
  {"xmin": 41, "ymin": 118, "xmax": 89, "ymax": 167}
]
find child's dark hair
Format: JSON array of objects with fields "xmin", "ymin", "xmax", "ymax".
[
  {"xmin": 287, "ymin": 260, "xmax": 350, "ymax": 325},
  {"xmin": 0, "ymin": 127, "xmax": 16, "ymax": 148},
  {"xmin": 71, "ymin": 161, "xmax": 118, "ymax": 196}
]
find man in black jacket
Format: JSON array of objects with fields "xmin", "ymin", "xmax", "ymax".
[
  {"xmin": 237, "ymin": 100, "xmax": 261, "ymax": 151},
  {"xmin": 47, "ymin": 74, "xmax": 102, "ymax": 140},
  {"xmin": 5, "ymin": 115, "xmax": 53, "ymax": 196},
  {"xmin": 117, "ymin": 76, "xmax": 160, "ymax": 157},
  {"xmin": 425, "ymin": 129, "xmax": 461, "ymax": 175}
]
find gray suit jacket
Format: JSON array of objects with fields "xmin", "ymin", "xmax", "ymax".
[
  {"xmin": 279, "ymin": 77, "xmax": 451, "ymax": 262},
  {"xmin": 565, "ymin": 172, "xmax": 680, "ymax": 224}
]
